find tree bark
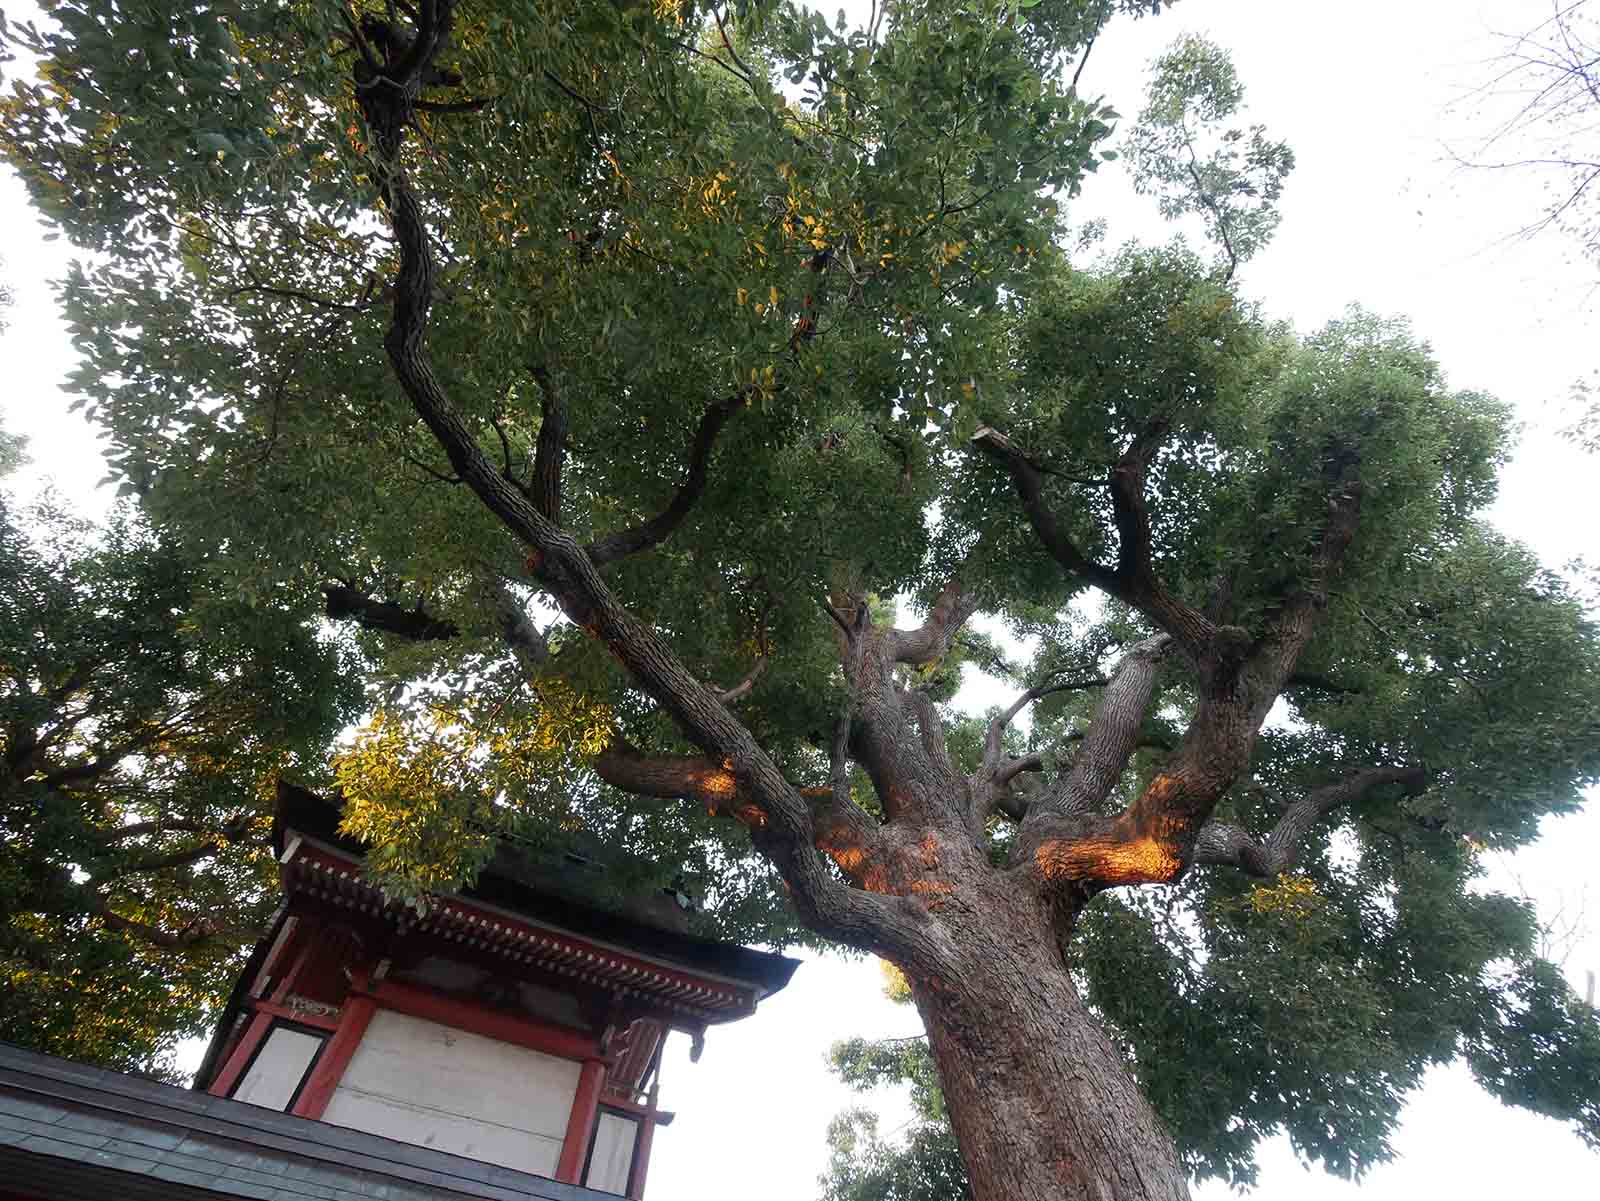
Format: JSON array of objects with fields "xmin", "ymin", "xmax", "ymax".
[{"xmin": 905, "ymin": 874, "xmax": 1190, "ymax": 1201}]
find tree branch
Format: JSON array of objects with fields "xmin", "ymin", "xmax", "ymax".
[
  {"xmin": 95, "ymin": 838, "xmax": 228, "ymax": 881},
  {"xmin": 583, "ymin": 391, "xmax": 747, "ymax": 566},
  {"xmin": 898, "ymin": 686, "xmax": 952, "ymax": 774},
  {"xmin": 889, "ymin": 579, "xmax": 982, "ymax": 665},
  {"xmin": 970, "ymin": 427, "xmax": 1114, "ymax": 586},
  {"xmin": 1108, "ymin": 418, "xmax": 1170, "ymax": 591},
  {"xmin": 1028, "ymin": 635, "xmax": 1170, "ymax": 821},
  {"xmin": 712, "ymin": 656, "xmax": 768, "ymax": 705},
  {"xmin": 1192, "ymin": 766, "xmax": 1428, "ymax": 877},
  {"xmin": 595, "ymin": 739, "xmax": 893, "ymax": 925},
  {"xmin": 481, "ymin": 576, "xmax": 551, "ymax": 673},
  {"xmin": 972, "ymin": 426, "xmax": 1216, "ymax": 656},
  {"xmin": 323, "ymin": 584, "xmax": 460, "ymax": 640},
  {"xmin": 361, "ymin": 58, "xmax": 909, "ymax": 956},
  {"xmin": 530, "ymin": 366, "xmax": 565, "ymax": 524},
  {"xmin": 980, "ymin": 674, "xmax": 1109, "ymax": 779}
]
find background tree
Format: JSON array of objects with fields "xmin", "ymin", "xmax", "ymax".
[
  {"xmin": 821, "ymin": 962, "xmax": 971, "ymax": 1201},
  {"xmin": 0, "ymin": 473, "xmax": 361, "ymax": 1075},
  {"xmin": 1455, "ymin": 0, "xmax": 1598, "ymax": 268},
  {"xmin": 2, "ymin": 0, "xmax": 1599, "ymax": 1194}
]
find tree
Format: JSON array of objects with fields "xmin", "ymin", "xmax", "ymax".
[
  {"xmin": 0, "ymin": 481, "xmax": 361, "ymax": 1075},
  {"xmin": 1456, "ymin": 0, "xmax": 1599, "ymax": 266},
  {"xmin": 822, "ymin": 963, "xmax": 971, "ymax": 1201},
  {"xmin": 3, "ymin": 0, "xmax": 1599, "ymax": 1194}
]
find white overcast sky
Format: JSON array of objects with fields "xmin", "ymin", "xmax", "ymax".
[{"xmin": 2, "ymin": 1, "xmax": 1598, "ymax": 1198}]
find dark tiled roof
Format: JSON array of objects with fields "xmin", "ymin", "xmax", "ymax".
[
  {"xmin": 0, "ymin": 1042, "xmax": 612, "ymax": 1201},
  {"xmin": 272, "ymin": 780, "xmax": 799, "ymax": 998}
]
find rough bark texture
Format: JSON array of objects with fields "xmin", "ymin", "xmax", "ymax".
[{"xmin": 908, "ymin": 871, "xmax": 1190, "ymax": 1201}]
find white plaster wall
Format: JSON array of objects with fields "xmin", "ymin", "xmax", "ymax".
[
  {"xmin": 321, "ymin": 1009, "xmax": 581, "ymax": 1176},
  {"xmin": 233, "ymin": 1026, "xmax": 323, "ymax": 1111},
  {"xmin": 585, "ymin": 1110, "xmax": 639, "ymax": 1195}
]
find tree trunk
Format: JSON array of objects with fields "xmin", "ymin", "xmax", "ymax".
[{"xmin": 907, "ymin": 879, "xmax": 1189, "ymax": 1201}]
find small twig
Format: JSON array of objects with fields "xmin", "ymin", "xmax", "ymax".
[
  {"xmin": 1070, "ymin": 32, "xmax": 1097, "ymax": 92},
  {"xmin": 228, "ymin": 284, "xmax": 378, "ymax": 312},
  {"xmin": 712, "ymin": 5, "xmax": 757, "ymax": 84},
  {"xmin": 416, "ymin": 96, "xmax": 496, "ymax": 114}
]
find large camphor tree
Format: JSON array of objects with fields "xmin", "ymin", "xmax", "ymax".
[{"xmin": 4, "ymin": 0, "xmax": 1599, "ymax": 1195}]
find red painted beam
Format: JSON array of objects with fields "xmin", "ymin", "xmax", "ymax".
[
  {"xmin": 368, "ymin": 978, "xmax": 600, "ymax": 1062},
  {"xmin": 251, "ymin": 998, "xmax": 341, "ymax": 1032}
]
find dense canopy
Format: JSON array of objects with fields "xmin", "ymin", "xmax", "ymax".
[{"xmin": 2, "ymin": 0, "xmax": 1598, "ymax": 1194}]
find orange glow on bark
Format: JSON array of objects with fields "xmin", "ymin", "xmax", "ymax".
[
  {"xmin": 830, "ymin": 846, "xmax": 866, "ymax": 873},
  {"xmin": 1033, "ymin": 800, "xmax": 1188, "ymax": 887},
  {"xmin": 695, "ymin": 766, "xmax": 738, "ymax": 799}
]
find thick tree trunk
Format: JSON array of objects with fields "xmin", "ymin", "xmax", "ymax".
[{"xmin": 908, "ymin": 879, "xmax": 1189, "ymax": 1201}]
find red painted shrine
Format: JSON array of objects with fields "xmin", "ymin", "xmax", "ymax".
[{"xmin": 189, "ymin": 782, "xmax": 799, "ymax": 1198}]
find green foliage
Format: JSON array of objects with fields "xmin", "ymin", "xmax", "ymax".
[
  {"xmin": 0, "ymin": 486, "xmax": 361, "ymax": 1074},
  {"xmin": 0, "ymin": 0, "xmax": 1596, "ymax": 1188},
  {"xmin": 821, "ymin": 964, "xmax": 971, "ymax": 1201},
  {"xmin": 1127, "ymin": 33, "xmax": 1294, "ymax": 276},
  {"xmin": 821, "ymin": 1106, "xmax": 971, "ymax": 1201}
]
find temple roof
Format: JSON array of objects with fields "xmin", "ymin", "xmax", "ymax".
[{"xmin": 271, "ymin": 780, "xmax": 799, "ymax": 999}]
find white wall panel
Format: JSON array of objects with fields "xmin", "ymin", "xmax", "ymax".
[
  {"xmin": 584, "ymin": 1110, "xmax": 639, "ymax": 1195},
  {"xmin": 321, "ymin": 1009, "xmax": 581, "ymax": 1176},
  {"xmin": 233, "ymin": 1026, "xmax": 323, "ymax": 1111}
]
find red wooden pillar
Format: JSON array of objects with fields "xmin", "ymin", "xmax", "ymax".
[
  {"xmin": 555, "ymin": 1058, "xmax": 608, "ymax": 1184},
  {"xmin": 292, "ymin": 993, "xmax": 377, "ymax": 1120},
  {"xmin": 206, "ymin": 1010, "xmax": 274, "ymax": 1098}
]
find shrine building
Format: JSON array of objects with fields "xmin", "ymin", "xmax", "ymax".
[{"xmin": 0, "ymin": 781, "xmax": 800, "ymax": 1201}]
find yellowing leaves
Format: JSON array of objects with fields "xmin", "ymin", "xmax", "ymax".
[
  {"xmin": 333, "ymin": 683, "xmax": 614, "ymax": 894},
  {"xmin": 1248, "ymin": 873, "xmax": 1324, "ymax": 921}
]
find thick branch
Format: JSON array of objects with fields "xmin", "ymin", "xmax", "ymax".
[
  {"xmin": 971, "ymin": 427, "xmax": 1115, "ymax": 587},
  {"xmin": 1108, "ymin": 418, "xmax": 1170, "ymax": 592},
  {"xmin": 97, "ymin": 819, "xmax": 213, "ymax": 844},
  {"xmin": 98, "ymin": 906, "xmax": 227, "ymax": 949},
  {"xmin": 898, "ymin": 686, "xmax": 952, "ymax": 774},
  {"xmin": 595, "ymin": 740, "xmax": 886, "ymax": 897},
  {"xmin": 323, "ymin": 584, "xmax": 459, "ymax": 640},
  {"xmin": 594, "ymin": 740, "xmax": 748, "ymax": 816},
  {"xmin": 482, "ymin": 576, "xmax": 551, "ymax": 673},
  {"xmin": 364, "ymin": 66, "xmax": 907, "ymax": 954},
  {"xmin": 1255, "ymin": 451, "xmax": 1366, "ymax": 667},
  {"xmin": 583, "ymin": 392, "xmax": 746, "ymax": 566},
  {"xmin": 972, "ymin": 427, "xmax": 1215, "ymax": 655},
  {"xmin": 1030, "ymin": 635, "xmax": 1170, "ymax": 821},
  {"xmin": 1192, "ymin": 766, "xmax": 1428, "ymax": 877},
  {"xmin": 95, "ymin": 839, "xmax": 226, "ymax": 881},
  {"xmin": 530, "ymin": 367, "xmax": 565, "ymax": 524},
  {"xmin": 889, "ymin": 579, "xmax": 982, "ymax": 665}
]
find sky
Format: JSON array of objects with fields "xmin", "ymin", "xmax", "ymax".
[{"xmin": 2, "ymin": 1, "xmax": 1598, "ymax": 1198}]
